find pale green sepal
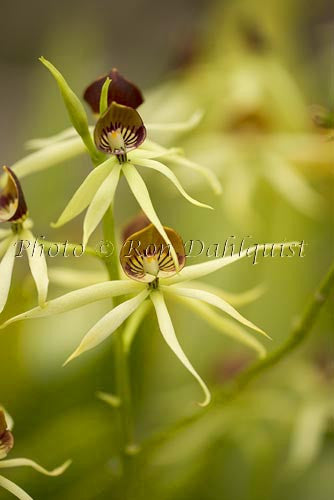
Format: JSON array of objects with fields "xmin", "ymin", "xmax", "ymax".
[
  {"xmin": 123, "ymin": 300, "xmax": 152, "ymax": 353},
  {"xmin": 96, "ymin": 391, "xmax": 121, "ymax": 408},
  {"xmin": 0, "ymin": 236, "xmax": 18, "ymax": 314},
  {"xmin": 99, "ymin": 78, "xmax": 111, "ymax": 115},
  {"xmin": 263, "ymin": 153, "xmax": 324, "ymax": 217},
  {"xmin": 52, "ymin": 157, "xmax": 115, "ymax": 228},
  {"xmin": 134, "ymin": 158, "xmax": 213, "ymax": 210},
  {"xmin": 48, "ymin": 267, "xmax": 107, "ymax": 288},
  {"xmin": 0, "ymin": 475, "xmax": 33, "ymax": 500},
  {"xmin": 83, "ymin": 164, "xmax": 121, "ymax": 246},
  {"xmin": 0, "ymin": 229, "xmax": 12, "ymax": 240},
  {"xmin": 178, "ymin": 296, "xmax": 266, "ymax": 358},
  {"xmin": 39, "ymin": 57, "xmax": 101, "ymax": 163},
  {"xmin": 122, "ymin": 163, "xmax": 179, "ymax": 271},
  {"xmin": 22, "ymin": 229, "xmax": 49, "ymax": 306},
  {"xmin": 0, "ymin": 458, "xmax": 71, "ymax": 476},
  {"xmin": 150, "ymin": 290, "xmax": 211, "ymax": 407},
  {"xmin": 64, "ymin": 288, "xmax": 149, "ymax": 365},
  {"xmin": 164, "ymin": 242, "xmax": 301, "ymax": 285},
  {"xmin": 0, "ymin": 281, "xmax": 142, "ymax": 329},
  {"xmin": 12, "ymin": 137, "xmax": 86, "ymax": 179},
  {"xmin": 26, "ymin": 127, "xmax": 78, "ymax": 150},
  {"xmin": 163, "ymin": 285, "xmax": 269, "ymax": 338},
  {"xmin": 146, "ymin": 110, "xmax": 203, "ymax": 132}
]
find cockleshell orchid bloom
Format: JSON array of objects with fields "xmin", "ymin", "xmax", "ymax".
[
  {"xmin": 0, "ymin": 225, "xmax": 274, "ymax": 407},
  {"xmin": 0, "ymin": 167, "xmax": 48, "ymax": 313},
  {"xmin": 0, "ymin": 409, "xmax": 70, "ymax": 500},
  {"xmin": 9, "ymin": 59, "xmax": 221, "ymax": 257}
]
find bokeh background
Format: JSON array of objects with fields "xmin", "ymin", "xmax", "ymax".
[{"xmin": 0, "ymin": 0, "xmax": 333, "ymax": 498}]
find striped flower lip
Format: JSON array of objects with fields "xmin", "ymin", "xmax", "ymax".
[
  {"xmin": 83, "ymin": 68, "xmax": 144, "ymax": 114},
  {"xmin": 0, "ymin": 411, "xmax": 14, "ymax": 459},
  {"xmin": 0, "ymin": 166, "xmax": 28, "ymax": 223},
  {"xmin": 120, "ymin": 223, "xmax": 185, "ymax": 283},
  {"xmin": 94, "ymin": 102, "xmax": 146, "ymax": 158}
]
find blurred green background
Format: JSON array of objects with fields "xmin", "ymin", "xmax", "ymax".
[{"xmin": 0, "ymin": 0, "xmax": 333, "ymax": 498}]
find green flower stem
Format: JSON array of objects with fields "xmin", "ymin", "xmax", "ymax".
[
  {"xmin": 142, "ymin": 258, "xmax": 334, "ymax": 455},
  {"xmin": 102, "ymin": 205, "xmax": 136, "ymax": 493}
]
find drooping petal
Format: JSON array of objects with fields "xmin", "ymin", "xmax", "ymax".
[
  {"xmin": 0, "ymin": 280, "xmax": 142, "ymax": 329},
  {"xmin": 177, "ymin": 295, "xmax": 266, "ymax": 358},
  {"xmin": 0, "ymin": 458, "xmax": 71, "ymax": 476},
  {"xmin": 120, "ymin": 223, "xmax": 185, "ymax": 283},
  {"xmin": 0, "ymin": 237, "xmax": 12, "ymax": 259},
  {"xmin": 163, "ymin": 242, "xmax": 300, "ymax": 284},
  {"xmin": 150, "ymin": 290, "xmax": 211, "ymax": 407},
  {"xmin": 134, "ymin": 158, "xmax": 213, "ymax": 210},
  {"xmin": 263, "ymin": 153, "xmax": 324, "ymax": 217},
  {"xmin": 0, "ymin": 236, "xmax": 17, "ymax": 314},
  {"xmin": 145, "ymin": 110, "xmax": 203, "ymax": 133},
  {"xmin": 13, "ymin": 137, "xmax": 87, "ymax": 179},
  {"xmin": 83, "ymin": 164, "xmax": 121, "ymax": 246},
  {"xmin": 0, "ymin": 167, "xmax": 28, "ymax": 223},
  {"xmin": 52, "ymin": 157, "xmax": 115, "ymax": 227},
  {"xmin": 94, "ymin": 103, "xmax": 146, "ymax": 156},
  {"xmin": 123, "ymin": 300, "xmax": 152, "ymax": 353},
  {"xmin": 64, "ymin": 289, "xmax": 149, "ymax": 364},
  {"xmin": 122, "ymin": 163, "xmax": 179, "ymax": 270},
  {"xmin": 163, "ymin": 286, "xmax": 269, "ymax": 338},
  {"xmin": 0, "ymin": 475, "xmax": 33, "ymax": 500},
  {"xmin": 22, "ymin": 229, "xmax": 49, "ymax": 306},
  {"xmin": 84, "ymin": 68, "xmax": 144, "ymax": 114}
]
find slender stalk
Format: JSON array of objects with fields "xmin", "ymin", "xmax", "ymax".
[
  {"xmin": 102, "ymin": 204, "xmax": 136, "ymax": 495},
  {"xmin": 142, "ymin": 258, "xmax": 334, "ymax": 454}
]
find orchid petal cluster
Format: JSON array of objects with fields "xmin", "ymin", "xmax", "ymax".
[
  {"xmin": 0, "ymin": 167, "xmax": 48, "ymax": 313},
  {"xmin": 0, "ymin": 408, "xmax": 70, "ymax": 500},
  {"xmin": 10, "ymin": 59, "xmax": 221, "ymax": 260},
  {"xmin": 1, "ymin": 223, "xmax": 277, "ymax": 407}
]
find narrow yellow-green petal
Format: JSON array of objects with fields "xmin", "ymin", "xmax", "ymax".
[
  {"xmin": 22, "ymin": 229, "xmax": 49, "ymax": 306},
  {"xmin": 12, "ymin": 137, "xmax": 87, "ymax": 179},
  {"xmin": 150, "ymin": 290, "xmax": 211, "ymax": 407},
  {"xmin": 0, "ymin": 475, "xmax": 33, "ymax": 500},
  {"xmin": 178, "ymin": 295, "xmax": 266, "ymax": 358},
  {"xmin": 146, "ymin": 110, "xmax": 203, "ymax": 132},
  {"xmin": 134, "ymin": 158, "xmax": 213, "ymax": 210},
  {"xmin": 64, "ymin": 289, "xmax": 149, "ymax": 364},
  {"xmin": 52, "ymin": 157, "xmax": 114, "ymax": 228},
  {"xmin": 0, "ymin": 236, "xmax": 17, "ymax": 314},
  {"xmin": 163, "ymin": 286, "xmax": 269, "ymax": 339},
  {"xmin": 99, "ymin": 78, "xmax": 111, "ymax": 115},
  {"xmin": 122, "ymin": 163, "xmax": 179, "ymax": 270},
  {"xmin": 0, "ymin": 458, "xmax": 71, "ymax": 476},
  {"xmin": 0, "ymin": 280, "xmax": 142, "ymax": 329},
  {"xmin": 48, "ymin": 267, "xmax": 107, "ymax": 288},
  {"xmin": 83, "ymin": 164, "xmax": 121, "ymax": 246}
]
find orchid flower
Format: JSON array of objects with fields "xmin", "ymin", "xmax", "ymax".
[
  {"xmin": 10, "ymin": 59, "xmax": 221, "ymax": 258},
  {"xmin": 0, "ymin": 224, "xmax": 291, "ymax": 407},
  {"xmin": 0, "ymin": 409, "xmax": 70, "ymax": 500},
  {"xmin": 0, "ymin": 167, "xmax": 48, "ymax": 313}
]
